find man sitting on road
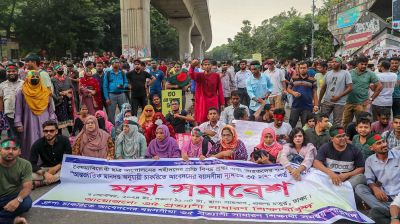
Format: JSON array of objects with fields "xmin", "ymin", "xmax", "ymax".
[
  {"xmin": 313, "ymin": 125, "xmax": 365, "ymax": 188},
  {"xmin": 0, "ymin": 139, "xmax": 32, "ymax": 224},
  {"xmin": 30, "ymin": 120, "xmax": 71, "ymax": 188},
  {"xmin": 355, "ymin": 134, "xmax": 400, "ymax": 223}
]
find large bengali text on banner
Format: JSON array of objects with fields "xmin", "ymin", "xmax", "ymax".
[{"xmin": 33, "ymin": 155, "xmax": 373, "ymax": 223}]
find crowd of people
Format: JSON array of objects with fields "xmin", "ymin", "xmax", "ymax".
[{"xmin": 1, "ymin": 51, "xmax": 400, "ymax": 224}]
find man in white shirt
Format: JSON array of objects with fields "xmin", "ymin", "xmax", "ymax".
[
  {"xmin": 235, "ymin": 60, "xmax": 252, "ymax": 107},
  {"xmin": 220, "ymin": 90, "xmax": 249, "ymax": 124},
  {"xmin": 267, "ymin": 108, "xmax": 292, "ymax": 145},
  {"xmin": 199, "ymin": 107, "xmax": 226, "ymax": 143},
  {"xmin": 263, "ymin": 59, "xmax": 286, "ymax": 109},
  {"xmin": 371, "ymin": 60, "xmax": 397, "ymax": 121}
]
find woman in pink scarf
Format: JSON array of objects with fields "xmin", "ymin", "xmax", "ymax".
[
  {"xmin": 252, "ymin": 128, "xmax": 282, "ymax": 164},
  {"xmin": 181, "ymin": 127, "xmax": 212, "ymax": 161},
  {"xmin": 72, "ymin": 115, "xmax": 115, "ymax": 160}
]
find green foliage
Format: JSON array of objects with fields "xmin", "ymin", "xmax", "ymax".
[
  {"xmin": 208, "ymin": 6, "xmax": 335, "ymax": 60},
  {"xmin": 1, "ymin": 0, "xmax": 178, "ymax": 59},
  {"xmin": 150, "ymin": 7, "xmax": 178, "ymax": 59}
]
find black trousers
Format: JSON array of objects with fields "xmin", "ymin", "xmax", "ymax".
[{"xmin": 131, "ymin": 96, "xmax": 148, "ymax": 116}]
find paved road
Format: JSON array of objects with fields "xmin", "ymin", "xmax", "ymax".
[{"xmin": 25, "ymin": 184, "xmax": 360, "ymax": 224}]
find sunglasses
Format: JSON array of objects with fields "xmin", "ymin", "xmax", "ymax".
[
  {"xmin": 145, "ymin": 110, "xmax": 153, "ymax": 112},
  {"xmin": 43, "ymin": 129, "xmax": 56, "ymax": 133}
]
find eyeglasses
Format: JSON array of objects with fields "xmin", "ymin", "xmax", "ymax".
[
  {"xmin": 43, "ymin": 129, "xmax": 56, "ymax": 133},
  {"xmin": 171, "ymin": 103, "xmax": 178, "ymax": 105}
]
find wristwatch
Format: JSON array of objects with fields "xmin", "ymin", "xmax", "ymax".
[
  {"xmin": 391, "ymin": 216, "xmax": 399, "ymax": 220},
  {"xmin": 369, "ymin": 97, "xmax": 373, "ymax": 102},
  {"xmin": 17, "ymin": 196, "xmax": 23, "ymax": 203}
]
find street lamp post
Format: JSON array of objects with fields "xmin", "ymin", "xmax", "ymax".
[
  {"xmin": 311, "ymin": 0, "xmax": 315, "ymax": 61},
  {"xmin": 304, "ymin": 45, "xmax": 308, "ymax": 59}
]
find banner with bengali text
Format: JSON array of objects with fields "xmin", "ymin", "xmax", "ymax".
[{"xmin": 33, "ymin": 155, "xmax": 373, "ymax": 223}]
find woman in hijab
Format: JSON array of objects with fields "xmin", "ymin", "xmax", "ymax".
[
  {"xmin": 251, "ymin": 128, "xmax": 282, "ymax": 164},
  {"xmin": 146, "ymin": 124, "xmax": 180, "ymax": 159},
  {"xmin": 95, "ymin": 110, "xmax": 114, "ymax": 134},
  {"xmin": 52, "ymin": 64, "xmax": 75, "ymax": 134},
  {"xmin": 115, "ymin": 117, "xmax": 147, "ymax": 159},
  {"xmin": 143, "ymin": 112, "xmax": 176, "ymax": 145},
  {"xmin": 208, "ymin": 125, "xmax": 248, "ymax": 160},
  {"xmin": 72, "ymin": 115, "xmax": 114, "ymax": 160},
  {"xmin": 115, "ymin": 103, "xmax": 132, "ymax": 127},
  {"xmin": 277, "ymin": 127, "xmax": 316, "ymax": 181},
  {"xmin": 79, "ymin": 69, "xmax": 102, "ymax": 115},
  {"xmin": 181, "ymin": 127, "xmax": 211, "ymax": 161},
  {"xmin": 138, "ymin": 105, "xmax": 155, "ymax": 128}
]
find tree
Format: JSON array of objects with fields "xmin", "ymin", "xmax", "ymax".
[
  {"xmin": 150, "ymin": 7, "xmax": 178, "ymax": 59},
  {"xmin": 210, "ymin": 6, "xmax": 335, "ymax": 60}
]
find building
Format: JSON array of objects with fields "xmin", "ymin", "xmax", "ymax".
[{"xmin": 328, "ymin": 0, "xmax": 400, "ymax": 57}]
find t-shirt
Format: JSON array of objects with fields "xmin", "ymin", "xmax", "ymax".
[
  {"xmin": 165, "ymin": 110, "xmax": 188, "ymax": 134},
  {"xmin": 149, "ymin": 69, "xmax": 164, "ymax": 94},
  {"xmin": 127, "ymin": 70, "xmax": 152, "ymax": 98},
  {"xmin": 263, "ymin": 68, "xmax": 286, "ymax": 95},
  {"xmin": 322, "ymin": 70, "xmax": 352, "ymax": 105},
  {"xmin": 352, "ymin": 135, "xmax": 375, "ymax": 160},
  {"xmin": 316, "ymin": 142, "xmax": 365, "ymax": 173},
  {"xmin": 392, "ymin": 70, "xmax": 400, "ymax": 98},
  {"xmin": 0, "ymin": 157, "xmax": 32, "ymax": 197},
  {"xmin": 267, "ymin": 122, "xmax": 292, "ymax": 145},
  {"xmin": 372, "ymin": 72, "xmax": 397, "ymax": 106},
  {"xmin": 314, "ymin": 72, "xmax": 325, "ymax": 99},
  {"xmin": 289, "ymin": 74, "xmax": 317, "ymax": 110},
  {"xmin": 347, "ymin": 69, "xmax": 379, "ymax": 104}
]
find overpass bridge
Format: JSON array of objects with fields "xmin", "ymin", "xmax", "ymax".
[{"xmin": 120, "ymin": 0, "xmax": 212, "ymax": 60}]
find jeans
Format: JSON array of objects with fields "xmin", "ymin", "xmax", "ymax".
[
  {"xmin": 393, "ymin": 98, "xmax": 400, "ymax": 117},
  {"xmin": 0, "ymin": 193, "xmax": 32, "ymax": 224},
  {"xmin": 369, "ymin": 207, "xmax": 391, "ymax": 224},
  {"xmin": 355, "ymin": 184, "xmax": 392, "ymax": 209},
  {"xmin": 320, "ymin": 102, "xmax": 345, "ymax": 126},
  {"xmin": 289, "ymin": 108, "xmax": 312, "ymax": 128},
  {"xmin": 237, "ymin": 88, "xmax": 250, "ymax": 107},
  {"xmin": 107, "ymin": 93, "xmax": 128, "ymax": 124}
]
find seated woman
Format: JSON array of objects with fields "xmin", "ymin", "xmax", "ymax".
[
  {"xmin": 145, "ymin": 124, "xmax": 181, "ymax": 159},
  {"xmin": 208, "ymin": 125, "xmax": 248, "ymax": 160},
  {"xmin": 138, "ymin": 105, "xmax": 155, "ymax": 128},
  {"xmin": 95, "ymin": 110, "xmax": 114, "ymax": 134},
  {"xmin": 277, "ymin": 127, "xmax": 317, "ymax": 181},
  {"xmin": 72, "ymin": 104, "xmax": 89, "ymax": 136},
  {"xmin": 143, "ymin": 112, "xmax": 176, "ymax": 145},
  {"xmin": 115, "ymin": 117, "xmax": 147, "ymax": 159},
  {"xmin": 151, "ymin": 94, "xmax": 162, "ymax": 113},
  {"xmin": 72, "ymin": 115, "xmax": 115, "ymax": 160},
  {"xmin": 115, "ymin": 103, "xmax": 132, "ymax": 127},
  {"xmin": 251, "ymin": 127, "xmax": 282, "ymax": 164},
  {"xmin": 181, "ymin": 127, "xmax": 211, "ymax": 161},
  {"xmin": 114, "ymin": 110, "xmax": 140, "ymax": 139}
]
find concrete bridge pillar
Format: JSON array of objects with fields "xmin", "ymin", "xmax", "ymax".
[
  {"xmin": 191, "ymin": 35, "xmax": 203, "ymax": 60},
  {"xmin": 120, "ymin": 0, "xmax": 151, "ymax": 58},
  {"xmin": 169, "ymin": 18, "xmax": 194, "ymax": 61}
]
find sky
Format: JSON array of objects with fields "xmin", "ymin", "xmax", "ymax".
[{"xmin": 208, "ymin": 0, "xmax": 323, "ymax": 49}]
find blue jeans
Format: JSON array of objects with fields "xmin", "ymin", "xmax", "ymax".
[
  {"xmin": 107, "ymin": 93, "xmax": 128, "ymax": 124},
  {"xmin": 0, "ymin": 193, "xmax": 32, "ymax": 224}
]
